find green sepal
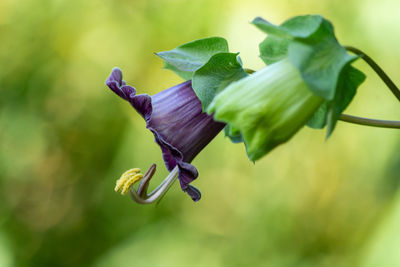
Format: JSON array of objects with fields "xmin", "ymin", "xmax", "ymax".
[
  {"xmin": 163, "ymin": 62, "xmax": 193, "ymax": 80},
  {"xmin": 192, "ymin": 52, "xmax": 248, "ymax": 110},
  {"xmin": 307, "ymin": 102, "xmax": 329, "ymax": 129},
  {"xmin": 156, "ymin": 37, "xmax": 229, "ymax": 79},
  {"xmin": 253, "ymin": 15, "xmax": 323, "ymax": 39},
  {"xmin": 306, "ymin": 63, "xmax": 366, "ymax": 132},
  {"xmin": 259, "ymin": 36, "xmax": 290, "ymax": 65},
  {"xmin": 288, "ymin": 20, "xmax": 356, "ymax": 100},
  {"xmin": 253, "ymin": 15, "xmax": 324, "ymax": 65},
  {"xmin": 224, "ymin": 124, "xmax": 243, "ymax": 143},
  {"xmin": 326, "ymin": 64, "xmax": 366, "ymax": 136}
]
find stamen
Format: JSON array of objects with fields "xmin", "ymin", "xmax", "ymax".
[
  {"xmin": 115, "ymin": 168, "xmax": 143, "ymax": 195},
  {"xmin": 121, "ymin": 173, "xmax": 143, "ymax": 195},
  {"xmin": 114, "ymin": 165, "xmax": 179, "ymax": 204}
]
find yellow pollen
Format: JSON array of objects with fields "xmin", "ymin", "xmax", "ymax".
[{"xmin": 115, "ymin": 168, "xmax": 144, "ymax": 195}]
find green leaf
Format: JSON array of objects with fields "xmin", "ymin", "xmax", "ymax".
[
  {"xmin": 156, "ymin": 37, "xmax": 229, "ymax": 78},
  {"xmin": 192, "ymin": 52, "xmax": 248, "ymax": 110},
  {"xmin": 327, "ymin": 64, "xmax": 366, "ymax": 135}
]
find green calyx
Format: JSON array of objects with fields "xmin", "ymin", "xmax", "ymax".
[{"xmin": 253, "ymin": 15, "xmax": 366, "ymax": 136}]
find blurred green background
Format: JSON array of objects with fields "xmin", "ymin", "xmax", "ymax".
[{"xmin": 0, "ymin": 0, "xmax": 399, "ymax": 266}]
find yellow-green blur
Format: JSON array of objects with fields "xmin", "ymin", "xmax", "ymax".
[{"xmin": 0, "ymin": 0, "xmax": 399, "ymax": 266}]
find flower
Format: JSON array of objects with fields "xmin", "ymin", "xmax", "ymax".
[
  {"xmin": 208, "ymin": 59, "xmax": 324, "ymax": 161},
  {"xmin": 106, "ymin": 68, "xmax": 225, "ymax": 202}
]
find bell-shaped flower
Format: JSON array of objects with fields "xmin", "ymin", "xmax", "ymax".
[
  {"xmin": 106, "ymin": 68, "xmax": 225, "ymax": 203},
  {"xmin": 208, "ymin": 59, "xmax": 324, "ymax": 161}
]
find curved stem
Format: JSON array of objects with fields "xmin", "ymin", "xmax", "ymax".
[
  {"xmin": 345, "ymin": 46, "xmax": 400, "ymax": 102},
  {"xmin": 339, "ymin": 114, "xmax": 400, "ymax": 129}
]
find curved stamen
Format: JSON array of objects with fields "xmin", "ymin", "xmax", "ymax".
[
  {"xmin": 115, "ymin": 168, "xmax": 143, "ymax": 195},
  {"xmin": 130, "ymin": 166, "xmax": 179, "ymax": 204}
]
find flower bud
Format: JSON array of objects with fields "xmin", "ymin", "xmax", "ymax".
[{"xmin": 208, "ymin": 59, "xmax": 323, "ymax": 161}]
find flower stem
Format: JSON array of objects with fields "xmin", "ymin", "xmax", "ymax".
[
  {"xmin": 339, "ymin": 114, "xmax": 400, "ymax": 129},
  {"xmin": 345, "ymin": 46, "xmax": 400, "ymax": 102}
]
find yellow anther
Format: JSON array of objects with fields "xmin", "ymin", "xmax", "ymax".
[
  {"xmin": 115, "ymin": 168, "xmax": 144, "ymax": 195},
  {"xmin": 122, "ymin": 168, "xmax": 141, "ymax": 176},
  {"xmin": 115, "ymin": 176, "xmax": 128, "ymax": 192},
  {"xmin": 121, "ymin": 173, "xmax": 143, "ymax": 194}
]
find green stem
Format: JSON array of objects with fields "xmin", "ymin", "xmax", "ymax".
[
  {"xmin": 339, "ymin": 114, "xmax": 400, "ymax": 129},
  {"xmin": 345, "ymin": 46, "xmax": 400, "ymax": 102}
]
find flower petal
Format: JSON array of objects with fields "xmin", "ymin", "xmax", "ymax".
[{"xmin": 106, "ymin": 68, "xmax": 224, "ymax": 201}]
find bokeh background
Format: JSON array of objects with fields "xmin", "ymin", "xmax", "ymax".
[{"xmin": 1, "ymin": 0, "xmax": 399, "ymax": 266}]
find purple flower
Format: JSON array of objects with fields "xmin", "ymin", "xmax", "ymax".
[{"xmin": 106, "ymin": 68, "xmax": 225, "ymax": 202}]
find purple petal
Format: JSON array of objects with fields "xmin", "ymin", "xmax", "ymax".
[
  {"xmin": 185, "ymin": 185, "xmax": 202, "ymax": 202},
  {"xmin": 105, "ymin": 68, "xmax": 225, "ymax": 201},
  {"xmin": 129, "ymin": 94, "xmax": 153, "ymax": 121},
  {"xmin": 106, "ymin": 68, "xmax": 131, "ymax": 100}
]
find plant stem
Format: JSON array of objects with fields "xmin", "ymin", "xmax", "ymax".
[
  {"xmin": 339, "ymin": 114, "xmax": 400, "ymax": 129},
  {"xmin": 345, "ymin": 46, "xmax": 400, "ymax": 102}
]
